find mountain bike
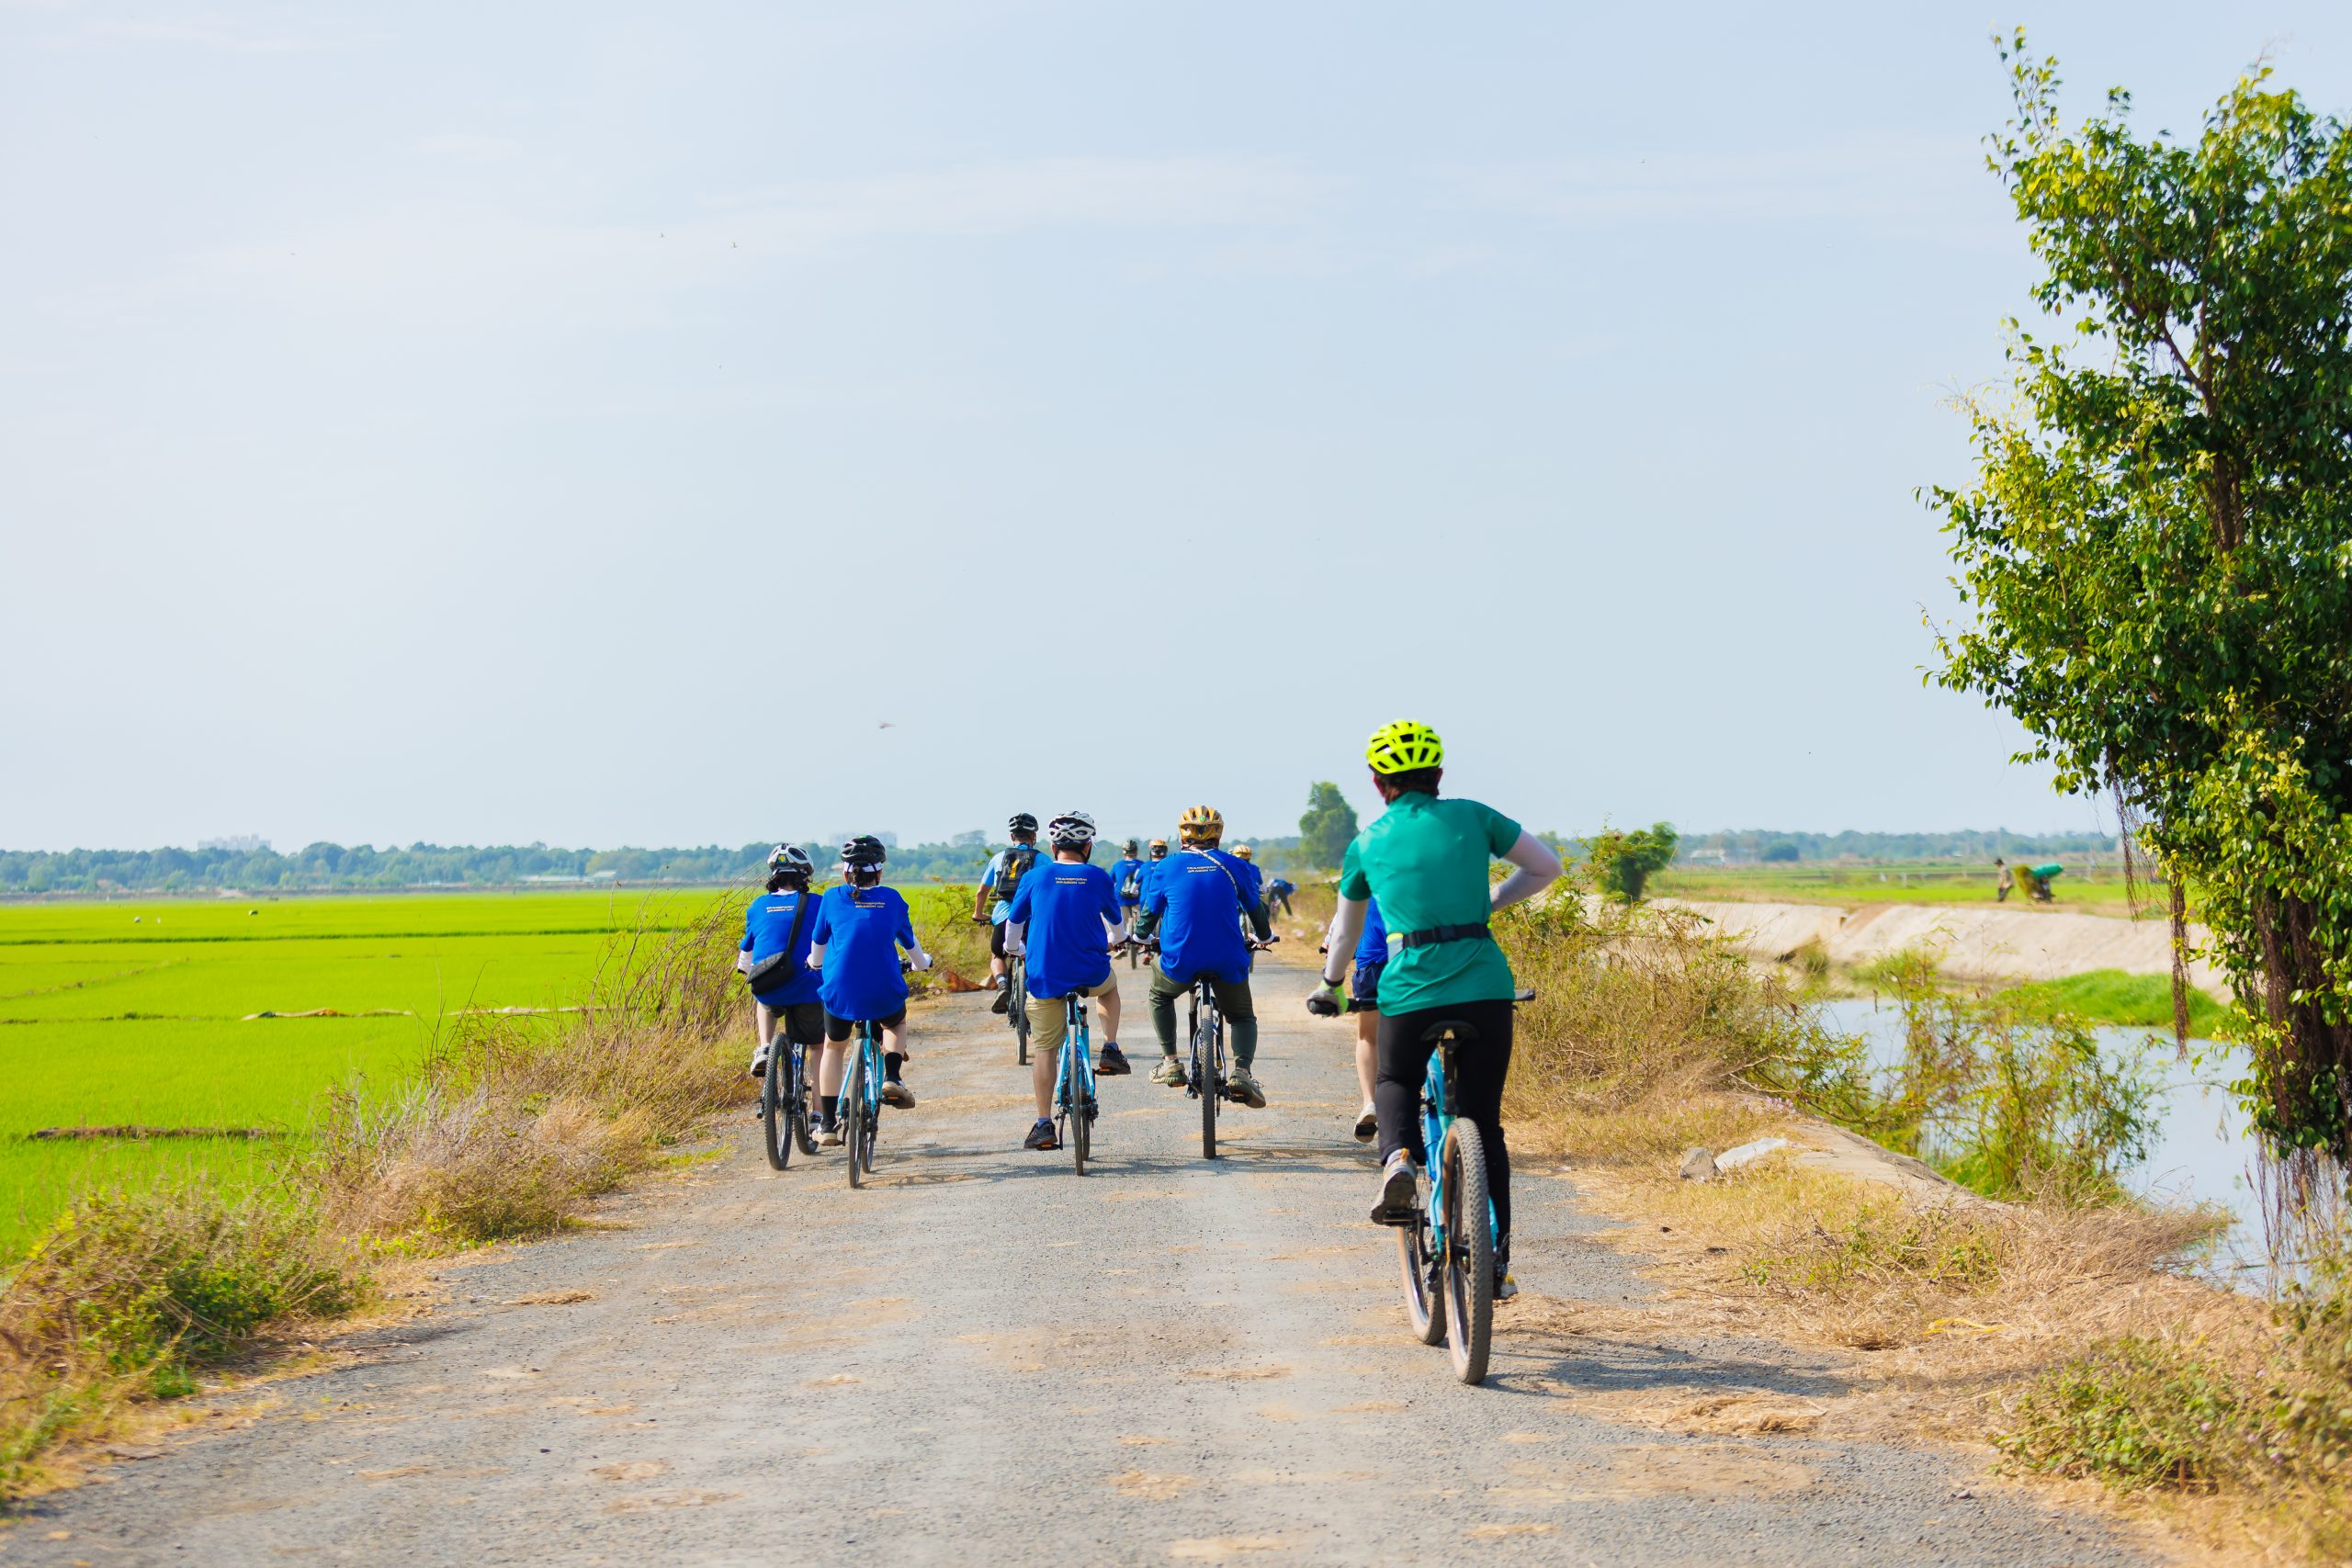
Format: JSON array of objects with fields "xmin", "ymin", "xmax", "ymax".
[
  {"xmin": 1380, "ymin": 991, "xmax": 1532, "ymax": 1384},
  {"xmin": 1008, "ymin": 952, "xmax": 1031, "ymax": 1065},
  {"xmin": 760, "ymin": 1036, "xmax": 819, "ymax": 1170},
  {"xmin": 1052, "ymin": 989, "xmax": 1101, "ymax": 1176},
  {"xmin": 1183, "ymin": 940, "xmax": 1275, "ymax": 1160},
  {"xmin": 837, "ymin": 1013, "xmax": 888, "ymax": 1189}
]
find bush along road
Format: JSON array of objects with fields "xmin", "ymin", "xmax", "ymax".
[{"xmin": 5, "ymin": 964, "xmax": 2154, "ymax": 1565}]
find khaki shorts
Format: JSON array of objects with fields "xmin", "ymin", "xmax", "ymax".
[{"xmin": 1024, "ymin": 977, "xmax": 1117, "ymax": 1055}]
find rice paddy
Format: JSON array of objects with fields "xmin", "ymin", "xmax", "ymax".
[{"xmin": 0, "ymin": 891, "xmax": 718, "ymax": 1258}]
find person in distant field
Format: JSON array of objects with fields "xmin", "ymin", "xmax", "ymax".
[
  {"xmin": 739, "ymin": 844, "xmax": 823, "ymax": 1083},
  {"xmin": 1265, "ymin": 874, "xmax": 1296, "ymax": 919},
  {"xmin": 972, "ymin": 814, "xmax": 1042, "ymax": 1010},
  {"xmin": 1993, "ymin": 857, "xmax": 2064, "ymax": 903},
  {"xmin": 1005, "ymin": 811, "xmax": 1132, "ymax": 1150},
  {"xmin": 809, "ymin": 836, "xmax": 933, "ymax": 1145},
  {"xmin": 1109, "ymin": 839, "xmax": 1149, "ymax": 940}
]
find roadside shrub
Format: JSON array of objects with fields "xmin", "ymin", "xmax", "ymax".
[
  {"xmin": 312, "ymin": 900, "xmax": 745, "ymax": 1243},
  {"xmin": 1999, "ymin": 1337, "xmax": 2245, "ymax": 1489},
  {"xmin": 0, "ymin": 1179, "xmax": 368, "ymax": 1493}
]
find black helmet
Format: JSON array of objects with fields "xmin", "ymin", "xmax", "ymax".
[
  {"xmin": 1123, "ymin": 839, "xmax": 1140, "ymax": 857},
  {"xmin": 1009, "ymin": 813, "xmax": 1038, "ymax": 834},
  {"xmin": 840, "ymin": 835, "xmax": 888, "ymax": 869},
  {"xmin": 766, "ymin": 844, "xmax": 814, "ymax": 882}
]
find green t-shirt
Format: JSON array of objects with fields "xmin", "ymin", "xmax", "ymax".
[{"xmin": 1338, "ymin": 794, "xmax": 1521, "ymax": 1017}]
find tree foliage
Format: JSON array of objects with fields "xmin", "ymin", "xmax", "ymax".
[
  {"xmin": 1930, "ymin": 34, "xmax": 2352, "ymax": 1162},
  {"xmin": 1297, "ymin": 782, "xmax": 1359, "ymax": 869},
  {"xmin": 1589, "ymin": 822, "xmax": 1679, "ymax": 904}
]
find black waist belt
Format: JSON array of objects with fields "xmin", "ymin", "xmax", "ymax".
[{"xmin": 1396, "ymin": 922, "xmax": 1490, "ymax": 951}]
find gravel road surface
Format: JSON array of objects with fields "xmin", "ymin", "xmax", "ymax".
[{"xmin": 4, "ymin": 961, "xmax": 2154, "ymax": 1566}]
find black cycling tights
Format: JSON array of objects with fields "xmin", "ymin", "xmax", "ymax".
[{"xmin": 1375, "ymin": 998, "xmax": 1515, "ymax": 1258}]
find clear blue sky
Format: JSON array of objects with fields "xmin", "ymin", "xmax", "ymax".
[{"xmin": 6, "ymin": 2, "xmax": 2347, "ymax": 851}]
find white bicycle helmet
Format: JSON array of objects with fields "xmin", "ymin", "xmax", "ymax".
[
  {"xmin": 1046, "ymin": 810, "xmax": 1098, "ymax": 848},
  {"xmin": 766, "ymin": 844, "xmax": 814, "ymax": 881}
]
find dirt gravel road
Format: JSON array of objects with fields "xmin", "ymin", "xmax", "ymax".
[{"xmin": 5, "ymin": 961, "xmax": 2154, "ymax": 1565}]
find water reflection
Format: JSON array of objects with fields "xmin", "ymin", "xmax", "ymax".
[{"xmin": 1814, "ymin": 997, "xmax": 2267, "ymax": 1288}]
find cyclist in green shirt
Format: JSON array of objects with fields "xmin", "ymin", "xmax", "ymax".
[{"xmin": 1308, "ymin": 720, "xmax": 1562, "ymax": 1298}]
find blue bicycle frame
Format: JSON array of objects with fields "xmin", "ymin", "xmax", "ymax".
[{"xmin": 1417, "ymin": 1040, "xmax": 1499, "ymax": 1270}]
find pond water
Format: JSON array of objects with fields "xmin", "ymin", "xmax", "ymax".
[{"xmin": 1815, "ymin": 997, "xmax": 2269, "ymax": 1287}]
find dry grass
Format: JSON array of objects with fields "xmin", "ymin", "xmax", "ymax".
[
  {"xmin": 1491, "ymin": 886, "xmax": 2352, "ymax": 1561},
  {"xmin": 310, "ymin": 901, "xmax": 747, "ymax": 1243}
]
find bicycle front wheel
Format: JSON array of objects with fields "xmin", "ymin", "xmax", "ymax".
[
  {"xmin": 1070, "ymin": 1015, "xmax": 1091, "ymax": 1177},
  {"xmin": 1397, "ymin": 1180, "xmax": 1443, "ymax": 1346},
  {"xmin": 1442, "ymin": 1120, "xmax": 1495, "ymax": 1384},
  {"xmin": 1012, "ymin": 965, "xmax": 1030, "ymax": 1065},
  {"xmin": 842, "ymin": 1052, "xmax": 869, "ymax": 1190},
  {"xmin": 762, "ymin": 1045, "xmax": 790, "ymax": 1171},
  {"xmin": 793, "ymin": 1049, "xmax": 820, "ymax": 1156}
]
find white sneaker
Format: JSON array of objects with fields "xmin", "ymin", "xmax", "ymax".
[
  {"xmin": 747, "ymin": 1044, "xmax": 772, "ymax": 1082},
  {"xmin": 1353, "ymin": 1104, "xmax": 1377, "ymax": 1143}
]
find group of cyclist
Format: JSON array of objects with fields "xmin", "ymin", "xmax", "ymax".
[{"xmin": 736, "ymin": 719, "xmax": 1561, "ymax": 1302}]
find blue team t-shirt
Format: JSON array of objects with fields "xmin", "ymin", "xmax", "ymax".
[
  {"xmin": 741, "ymin": 888, "xmax": 821, "ymax": 1005},
  {"xmin": 1109, "ymin": 857, "xmax": 1148, "ymax": 905},
  {"xmin": 1006, "ymin": 860, "xmax": 1121, "ymax": 998},
  {"xmin": 1355, "ymin": 896, "xmax": 1388, "ymax": 973},
  {"xmin": 811, "ymin": 883, "xmax": 917, "ymax": 1021},
  {"xmin": 1143, "ymin": 848, "xmax": 1261, "ymax": 986}
]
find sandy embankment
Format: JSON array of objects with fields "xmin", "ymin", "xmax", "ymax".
[{"xmin": 1656, "ymin": 897, "xmax": 2231, "ymax": 997}]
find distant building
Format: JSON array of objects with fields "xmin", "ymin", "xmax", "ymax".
[{"xmin": 198, "ymin": 835, "xmax": 270, "ymax": 854}]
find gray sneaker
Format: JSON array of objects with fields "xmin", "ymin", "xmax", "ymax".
[
  {"xmin": 1371, "ymin": 1151, "xmax": 1419, "ymax": 1225},
  {"xmin": 1227, "ymin": 1066, "xmax": 1266, "ymax": 1109},
  {"xmin": 1150, "ymin": 1055, "xmax": 1186, "ymax": 1088}
]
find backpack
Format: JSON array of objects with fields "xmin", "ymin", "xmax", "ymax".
[
  {"xmin": 1119, "ymin": 863, "xmax": 1144, "ymax": 898},
  {"xmin": 994, "ymin": 844, "xmax": 1039, "ymax": 906}
]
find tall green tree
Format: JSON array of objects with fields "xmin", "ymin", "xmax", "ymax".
[
  {"xmin": 1930, "ymin": 35, "xmax": 2352, "ymax": 1167},
  {"xmin": 1589, "ymin": 822, "xmax": 1679, "ymax": 904},
  {"xmin": 1297, "ymin": 782, "xmax": 1359, "ymax": 868}
]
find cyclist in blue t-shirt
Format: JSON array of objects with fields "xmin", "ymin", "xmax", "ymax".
[
  {"xmin": 1005, "ymin": 811, "xmax": 1131, "ymax": 1150},
  {"xmin": 971, "ymin": 813, "xmax": 1042, "ymax": 1011},
  {"xmin": 1136, "ymin": 804, "xmax": 1275, "ymax": 1105},
  {"xmin": 1265, "ymin": 875, "xmax": 1297, "ymax": 919},
  {"xmin": 808, "ymin": 836, "xmax": 933, "ymax": 1145},
  {"xmin": 1109, "ymin": 840, "xmax": 1148, "ymax": 940},
  {"xmin": 739, "ymin": 844, "xmax": 823, "ymax": 1084}
]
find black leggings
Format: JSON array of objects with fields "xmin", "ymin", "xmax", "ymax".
[{"xmin": 1375, "ymin": 998, "xmax": 1515, "ymax": 1257}]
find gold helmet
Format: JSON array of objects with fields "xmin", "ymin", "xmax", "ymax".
[
  {"xmin": 1148, "ymin": 837, "xmax": 1169, "ymax": 856},
  {"xmin": 1231, "ymin": 844, "xmax": 1254, "ymax": 861},
  {"xmin": 1177, "ymin": 805, "xmax": 1224, "ymax": 846}
]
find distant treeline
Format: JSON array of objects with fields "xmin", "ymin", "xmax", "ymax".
[
  {"xmin": 0, "ymin": 839, "xmax": 999, "ymax": 895},
  {"xmin": 1676, "ymin": 829, "xmax": 2120, "ymax": 864}
]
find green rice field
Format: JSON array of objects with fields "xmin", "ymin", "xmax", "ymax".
[
  {"xmin": 0, "ymin": 890, "xmax": 724, "ymax": 1258},
  {"xmin": 1651, "ymin": 860, "xmax": 2167, "ymax": 915}
]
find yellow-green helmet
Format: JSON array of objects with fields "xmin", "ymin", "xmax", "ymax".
[{"xmin": 1366, "ymin": 719, "xmax": 1444, "ymax": 774}]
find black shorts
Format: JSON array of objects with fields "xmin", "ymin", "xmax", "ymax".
[
  {"xmin": 824, "ymin": 1007, "xmax": 909, "ymax": 1043},
  {"xmin": 990, "ymin": 922, "xmax": 1009, "ymax": 959},
  {"xmin": 1351, "ymin": 959, "xmax": 1385, "ymax": 1011},
  {"xmin": 760, "ymin": 999, "xmax": 826, "ymax": 1045}
]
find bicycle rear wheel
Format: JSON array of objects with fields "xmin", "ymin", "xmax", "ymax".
[
  {"xmin": 842, "ymin": 1050, "xmax": 869, "ymax": 1190},
  {"xmin": 762, "ymin": 1045, "xmax": 791, "ymax": 1171},
  {"xmin": 1197, "ymin": 1000, "xmax": 1220, "ymax": 1160},
  {"xmin": 1069, "ymin": 1007, "xmax": 1091, "ymax": 1176},
  {"xmin": 1442, "ymin": 1120, "xmax": 1495, "ymax": 1383}
]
